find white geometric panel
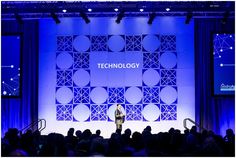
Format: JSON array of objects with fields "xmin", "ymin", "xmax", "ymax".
[
  {"xmin": 56, "ymin": 52, "xmax": 73, "ymax": 69},
  {"xmin": 90, "ymin": 87, "xmax": 108, "ymax": 104},
  {"xmin": 159, "ymin": 86, "xmax": 177, "ymax": 104},
  {"xmin": 73, "ymin": 35, "xmax": 90, "ymax": 52},
  {"xmin": 125, "ymin": 104, "xmax": 143, "ymax": 121},
  {"xmin": 56, "ymin": 87, "xmax": 73, "ymax": 104},
  {"xmin": 160, "ymin": 52, "xmax": 177, "ymax": 69},
  {"xmin": 143, "ymin": 69, "xmax": 160, "ymax": 86},
  {"xmin": 73, "ymin": 69, "xmax": 90, "ymax": 86},
  {"xmin": 107, "ymin": 104, "xmax": 125, "ymax": 121},
  {"xmin": 73, "ymin": 104, "xmax": 90, "ymax": 121},
  {"xmin": 142, "ymin": 103, "xmax": 161, "ymax": 121},
  {"xmin": 142, "ymin": 35, "xmax": 160, "ymax": 52},
  {"xmin": 108, "ymin": 35, "xmax": 125, "ymax": 52},
  {"xmin": 125, "ymin": 87, "xmax": 143, "ymax": 104},
  {"xmin": 91, "ymin": 104, "xmax": 108, "ymax": 121}
]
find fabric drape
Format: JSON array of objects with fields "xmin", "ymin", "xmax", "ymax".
[
  {"xmin": 195, "ymin": 18, "xmax": 235, "ymax": 135},
  {"xmin": 1, "ymin": 20, "xmax": 39, "ymax": 137}
]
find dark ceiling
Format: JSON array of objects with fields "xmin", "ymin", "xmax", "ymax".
[{"xmin": 1, "ymin": 1, "xmax": 235, "ymax": 19}]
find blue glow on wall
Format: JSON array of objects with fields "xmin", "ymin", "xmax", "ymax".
[
  {"xmin": 56, "ymin": 34, "xmax": 178, "ymax": 121},
  {"xmin": 213, "ymin": 33, "xmax": 235, "ymax": 95},
  {"xmin": 39, "ymin": 17, "xmax": 195, "ymax": 137},
  {"xmin": 1, "ymin": 35, "xmax": 21, "ymax": 97}
]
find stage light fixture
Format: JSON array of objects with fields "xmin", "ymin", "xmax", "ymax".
[
  {"xmin": 51, "ymin": 12, "xmax": 61, "ymax": 24},
  {"xmin": 166, "ymin": 8, "xmax": 170, "ymax": 12},
  {"xmin": 62, "ymin": 9, "xmax": 67, "ymax": 13},
  {"xmin": 140, "ymin": 8, "xmax": 144, "ymax": 12},
  {"xmin": 221, "ymin": 11, "xmax": 229, "ymax": 24},
  {"xmin": 147, "ymin": 12, "xmax": 156, "ymax": 25},
  {"xmin": 88, "ymin": 8, "xmax": 92, "ymax": 12},
  {"xmin": 185, "ymin": 12, "xmax": 193, "ymax": 24},
  {"xmin": 114, "ymin": 8, "xmax": 119, "ymax": 12},
  {"xmin": 80, "ymin": 11, "xmax": 90, "ymax": 24},
  {"xmin": 14, "ymin": 13, "xmax": 23, "ymax": 24},
  {"xmin": 115, "ymin": 11, "xmax": 125, "ymax": 24}
]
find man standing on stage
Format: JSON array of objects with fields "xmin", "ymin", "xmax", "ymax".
[{"xmin": 115, "ymin": 104, "xmax": 125, "ymax": 131}]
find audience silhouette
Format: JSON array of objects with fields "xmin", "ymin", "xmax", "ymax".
[{"xmin": 1, "ymin": 126, "xmax": 235, "ymax": 156}]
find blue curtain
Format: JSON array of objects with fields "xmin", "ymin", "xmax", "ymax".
[
  {"xmin": 195, "ymin": 18, "xmax": 235, "ymax": 136},
  {"xmin": 1, "ymin": 20, "xmax": 38, "ymax": 137}
]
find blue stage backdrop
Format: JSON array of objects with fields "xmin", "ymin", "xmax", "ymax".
[
  {"xmin": 1, "ymin": 35, "xmax": 21, "ymax": 97},
  {"xmin": 213, "ymin": 33, "xmax": 235, "ymax": 95},
  {"xmin": 39, "ymin": 17, "xmax": 194, "ymax": 137}
]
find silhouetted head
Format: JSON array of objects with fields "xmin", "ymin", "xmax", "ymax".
[
  {"xmin": 26, "ymin": 129, "xmax": 33, "ymax": 135},
  {"xmin": 33, "ymin": 130, "xmax": 41, "ymax": 137},
  {"xmin": 7, "ymin": 128, "xmax": 19, "ymax": 137},
  {"xmin": 82, "ymin": 129, "xmax": 92, "ymax": 139},
  {"xmin": 96, "ymin": 129, "xmax": 101, "ymax": 136},
  {"xmin": 175, "ymin": 129, "xmax": 181, "ymax": 134},
  {"xmin": 168, "ymin": 127, "xmax": 175, "ymax": 134},
  {"xmin": 75, "ymin": 130, "xmax": 82, "ymax": 137},
  {"xmin": 184, "ymin": 129, "xmax": 189, "ymax": 135},
  {"xmin": 190, "ymin": 126, "xmax": 197, "ymax": 134},
  {"xmin": 117, "ymin": 104, "xmax": 122, "ymax": 110},
  {"xmin": 226, "ymin": 128, "xmax": 234, "ymax": 136},
  {"xmin": 145, "ymin": 126, "xmax": 152, "ymax": 132},
  {"xmin": 208, "ymin": 130, "xmax": 215, "ymax": 137},
  {"xmin": 124, "ymin": 128, "xmax": 131, "ymax": 137},
  {"xmin": 67, "ymin": 128, "xmax": 75, "ymax": 136}
]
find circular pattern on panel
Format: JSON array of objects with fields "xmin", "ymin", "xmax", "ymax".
[
  {"xmin": 160, "ymin": 52, "xmax": 177, "ymax": 69},
  {"xmin": 73, "ymin": 104, "xmax": 90, "ymax": 122},
  {"xmin": 56, "ymin": 52, "xmax": 73, "ymax": 69},
  {"xmin": 124, "ymin": 87, "xmax": 142, "ymax": 104},
  {"xmin": 90, "ymin": 87, "xmax": 108, "ymax": 104},
  {"xmin": 143, "ymin": 69, "xmax": 160, "ymax": 86},
  {"xmin": 73, "ymin": 35, "xmax": 91, "ymax": 52},
  {"xmin": 73, "ymin": 69, "xmax": 90, "ymax": 87},
  {"xmin": 108, "ymin": 35, "xmax": 125, "ymax": 52},
  {"xmin": 143, "ymin": 35, "xmax": 160, "ymax": 52},
  {"xmin": 107, "ymin": 104, "xmax": 125, "ymax": 121},
  {"xmin": 159, "ymin": 86, "xmax": 177, "ymax": 104},
  {"xmin": 142, "ymin": 103, "xmax": 161, "ymax": 121},
  {"xmin": 56, "ymin": 86, "xmax": 73, "ymax": 104}
]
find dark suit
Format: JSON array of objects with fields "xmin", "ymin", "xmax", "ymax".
[{"xmin": 115, "ymin": 109, "xmax": 124, "ymax": 130}]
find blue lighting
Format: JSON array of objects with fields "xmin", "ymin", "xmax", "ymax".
[
  {"xmin": 1, "ymin": 35, "xmax": 21, "ymax": 97},
  {"xmin": 39, "ymin": 17, "xmax": 195, "ymax": 137},
  {"xmin": 213, "ymin": 33, "xmax": 235, "ymax": 95},
  {"xmin": 166, "ymin": 8, "xmax": 170, "ymax": 11}
]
